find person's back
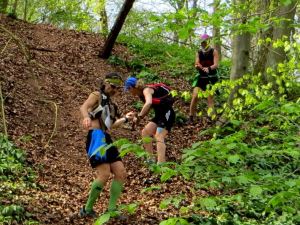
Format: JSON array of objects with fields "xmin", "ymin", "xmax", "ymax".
[{"xmin": 143, "ymin": 83, "xmax": 174, "ymax": 109}]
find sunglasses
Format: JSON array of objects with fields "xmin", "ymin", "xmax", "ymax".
[{"xmin": 109, "ymin": 83, "xmax": 122, "ymax": 90}]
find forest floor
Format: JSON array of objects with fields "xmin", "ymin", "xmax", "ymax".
[{"xmin": 0, "ymin": 16, "xmax": 212, "ymax": 225}]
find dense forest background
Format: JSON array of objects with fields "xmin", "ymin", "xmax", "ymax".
[{"xmin": 0, "ymin": 0, "xmax": 299, "ymax": 225}]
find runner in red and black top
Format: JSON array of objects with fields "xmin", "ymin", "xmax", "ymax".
[
  {"xmin": 125, "ymin": 77, "xmax": 175, "ymax": 164},
  {"xmin": 189, "ymin": 34, "xmax": 219, "ymax": 123}
]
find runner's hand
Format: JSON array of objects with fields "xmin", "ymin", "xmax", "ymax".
[
  {"xmin": 82, "ymin": 117, "xmax": 91, "ymax": 129},
  {"xmin": 203, "ymin": 67, "xmax": 209, "ymax": 73},
  {"xmin": 125, "ymin": 111, "xmax": 136, "ymax": 121}
]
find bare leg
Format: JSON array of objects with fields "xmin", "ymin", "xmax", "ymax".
[
  {"xmin": 110, "ymin": 161, "xmax": 126, "ymax": 183},
  {"xmin": 189, "ymin": 87, "xmax": 201, "ymax": 117},
  {"xmin": 141, "ymin": 122, "xmax": 157, "ymax": 156},
  {"xmin": 95, "ymin": 163, "xmax": 111, "ymax": 185},
  {"xmin": 154, "ymin": 128, "xmax": 168, "ymax": 164},
  {"xmin": 208, "ymin": 95, "xmax": 214, "ymax": 109}
]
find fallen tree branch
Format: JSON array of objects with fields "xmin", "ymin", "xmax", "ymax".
[
  {"xmin": 0, "ymin": 83, "xmax": 8, "ymax": 136},
  {"xmin": 0, "ymin": 25, "xmax": 31, "ymax": 62},
  {"xmin": 37, "ymin": 99, "xmax": 58, "ymax": 149},
  {"xmin": 29, "ymin": 46, "xmax": 57, "ymax": 52},
  {"xmin": 1, "ymin": 37, "xmax": 12, "ymax": 55}
]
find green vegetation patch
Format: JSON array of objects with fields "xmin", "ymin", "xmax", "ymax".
[{"xmin": 0, "ymin": 134, "xmax": 38, "ymax": 224}]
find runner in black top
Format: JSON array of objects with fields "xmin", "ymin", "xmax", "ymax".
[
  {"xmin": 189, "ymin": 34, "xmax": 219, "ymax": 123},
  {"xmin": 124, "ymin": 77, "xmax": 175, "ymax": 164}
]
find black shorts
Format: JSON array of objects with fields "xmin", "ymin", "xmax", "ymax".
[
  {"xmin": 195, "ymin": 76, "xmax": 218, "ymax": 91},
  {"xmin": 152, "ymin": 107, "xmax": 175, "ymax": 132},
  {"xmin": 86, "ymin": 129, "xmax": 121, "ymax": 168}
]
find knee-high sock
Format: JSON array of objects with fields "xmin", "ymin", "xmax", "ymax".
[
  {"xmin": 85, "ymin": 180, "xmax": 103, "ymax": 212},
  {"xmin": 108, "ymin": 180, "xmax": 123, "ymax": 211}
]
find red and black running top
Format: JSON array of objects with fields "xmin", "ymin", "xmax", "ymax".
[{"xmin": 141, "ymin": 83, "xmax": 174, "ymax": 107}]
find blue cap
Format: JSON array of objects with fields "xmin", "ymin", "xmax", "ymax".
[{"xmin": 124, "ymin": 77, "xmax": 137, "ymax": 91}]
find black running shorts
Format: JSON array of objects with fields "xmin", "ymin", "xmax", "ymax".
[{"xmin": 151, "ymin": 107, "xmax": 175, "ymax": 132}]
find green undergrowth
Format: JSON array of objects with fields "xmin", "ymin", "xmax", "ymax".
[
  {"xmin": 110, "ymin": 70, "xmax": 300, "ymax": 224},
  {"xmin": 117, "ymin": 35, "xmax": 195, "ymax": 78},
  {"xmin": 0, "ymin": 134, "xmax": 38, "ymax": 224}
]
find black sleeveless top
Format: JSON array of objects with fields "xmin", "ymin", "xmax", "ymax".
[
  {"xmin": 198, "ymin": 48, "xmax": 217, "ymax": 77},
  {"xmin": 140, "ymin": 85, "xmax": 174, "ymax": 109}
]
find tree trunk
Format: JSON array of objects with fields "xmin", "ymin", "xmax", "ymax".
[
  {"xmin": 0, "ymin": 0, "xmax": 9, "ymax": 14},
  {"xmin": 12, "ymin": 0, "xmax": 18, "ymax": 18},
  {"xmin": 212, "ymin": 0, "xmax": 222, "ymax": 60},
  {"xmin": 230, "ymin": 31, "xmax": 251, "ymax": 80},
  {"xmin": 99, "ymin": 0, "xmax": 135, "ymax": 59},
  {"xmin": 99, "ymin": 0, "xmax": 108, "ymax": 36},
  {"xmin": 253, "ymin": 0, "xmax": 271, "ymax": 76},
  {"xmin": 264, "ymin": 1, "xmax": 297, "ymax": 73},
  {"xmin": 23, "ymin": 0, "xmax": 28, "ymax": 21},
  {"xmin": 228, "ymin": 0, "xmax": 251, "ymax": 105}
]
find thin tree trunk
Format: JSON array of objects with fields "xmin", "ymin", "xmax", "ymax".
[
  {"xmin": 12, "ymin": 0, "xmax": 18, "ymax": 18},
  {"xmin": 0, "ymin": 0, "xmax": 9, "ymax": 14},
  {"xmin": 99, "ymin": 0, "xmax": 135, "ymax": 59},
  {"xmin": 23, "ymin": 0, "xmax": 28, "ymax": 21},
  {"xmin": 212, "ymin": 0, "xmax": 222, "ymax": 60},
  {"xmin": 99, "ymin": 0, "xmax": 108, "ymax": 36}
]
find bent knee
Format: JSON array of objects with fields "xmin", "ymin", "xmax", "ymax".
[
  {"xmin": 142, "ymin": 128, "xmax": 153, "ymax": 137},
  {"xmin": 97, "ymin": 171, "xmax": 110, "ymax": 182},
  {"xmin": 114, "ymin": 168, "xmax": 126, "ymax": 181},
  {"xmin": 154, "ymin": 134, "xmax": 165, "ymax": 143}
]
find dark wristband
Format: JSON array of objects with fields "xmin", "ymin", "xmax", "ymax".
[{"xmin": 124, "ymin": 117, "xmax": 128, "ymax": 123}]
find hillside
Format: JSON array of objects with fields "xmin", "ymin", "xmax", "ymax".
[{"xmin": 0, "ymin": 16, "xmax": 209, "ymax": 225}]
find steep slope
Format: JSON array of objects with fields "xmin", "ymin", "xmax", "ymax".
[{"xmin": 0, "ymin": 16, "xmax": 209, "ymax": 225}]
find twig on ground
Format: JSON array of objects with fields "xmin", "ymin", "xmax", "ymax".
[
  {"xmin": 1, "ymin": 37, "xmax": 12, "ymax": 55},
  {"xmin": 37, "ymin": 99, "xmax": 58, "ymax": 149},
  {"xmin": 0, "ymin": 25, "xmax": 31, "ymax": 62},
  {"xmin": 0, "ymin": 83, "xmax": 8, "ymax": 136}
]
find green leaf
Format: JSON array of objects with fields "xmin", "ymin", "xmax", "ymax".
[
  {"xmin": 94, "ymin": 213, "xmax": 110, "ymax": 225},
  {"xmin": 159, "ymin": 198, "xmax": 172, "ymax": 209},
  {"xmin": 280, "ymin": 0, "xmax": 292, "ymax": 6},
  {"xmin": 160, "ymin": 168, "xmax": 177, "ymax": 182},
  {"xmin": 235, "ymin": 175, "xmax": 250, "ymax": 185},
  {"xmin": 249, "ymin": 186, "xmax": 263, "ymax": 197},
  {"xmin": 228, "ymin": 154, "xmax": 240, "ymax": 164},
  {"xmin": 200, "ymin": 198, "xmax": 217, "ymax": 210},
  {"xmin": 226, "ymin": 143, "xmax": 237, "ymax": 150},
  {"xmin": 141, "ymin": 185, "xmax": 161, "ymax": 193}
]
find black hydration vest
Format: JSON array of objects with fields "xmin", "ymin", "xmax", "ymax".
[
  {"xmin": 198, "ymin": 48, "xmax": 217, "ymax": 77},
  {"xmin": 140, "ymin": 83, "xmax": 174, "ymax": 108}
]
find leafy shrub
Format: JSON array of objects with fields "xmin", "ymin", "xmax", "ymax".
[{"xmin": 0, "ymin": 134, "xmax": 37, "ymax": 224}]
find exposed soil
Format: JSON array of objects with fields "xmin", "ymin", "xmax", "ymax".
[{"xmin": 0, "ymin": 16, "xmax": 211, "ymax": 225}]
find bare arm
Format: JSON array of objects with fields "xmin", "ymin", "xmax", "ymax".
[
  {"xmin": 195, "ymin": 52, "xmax": 202, "ymax": 69},
  {"xmin": 138, "ymin": 88, "xmax": 154, "ymax": 118},
  {"xmin": 111, "ymin": 111, "xmax": 135, "ymax": 129},
  {"xmin": 80, "ymin": 92, "xmax": 99, "ymax": 129},
  {"xmin": 210, "ymin": 49, "xmax": 219, "ymax": 70}
]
